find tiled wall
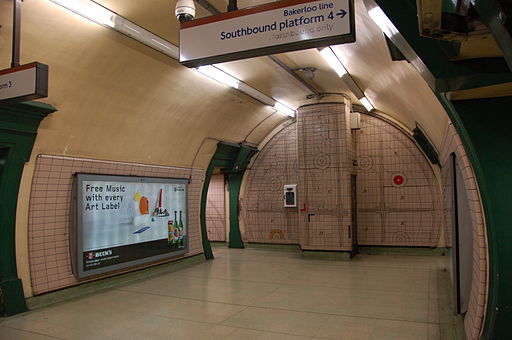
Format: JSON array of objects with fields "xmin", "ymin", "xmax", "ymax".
[
  {"xmin": 28, "ymin": 155, "xmax": 204, "ymax": 295},
  {"xmin": 354, "ymin": 115, "xmax": 442, "ymax": 247},
  {"xmin": 241, "ymin": 105, "xmax": 442, "ymax": 250},
  {"xmin": 297, "ymin": 103, "xmax": 354, "ymax": 251},
  {"xmin": 439, "ymin": 124, "xmax": 487, "ymax": 340},
  {"xmin": 206, "ymin": 174, "xmax": 226, "ymax": 242},
  {"xmin": 241, "ymin": 123, "xmax": 299, "ymax": 244}
]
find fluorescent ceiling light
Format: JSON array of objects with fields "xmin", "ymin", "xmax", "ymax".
[
  {"xmin": 113, "ymin": 17, "xmax": 180, "ymax": 59},
  {"xmin": 367, "ymin": 6, "xmax": 399, "ymax": 38},
  {"xmin": 51, "ymin": 0, "xmax": 294, "ymax": 118},
  {"xmin": 50, "ymin": 0, "xmax": 114, "ymax": 27},
  {"xmin": 319, "ymin": 47, "xmax": 347, "ymax": 77},
  {"xmin": 197, "ymin": 66, "xmax": 240, "ymax": 89},
  {"xmin": 274, "ymin": 102, "xmax": 296, "ymax": 117},
  {"xmin": 360, "ymin": 97, "xmax": 375, "ymax": 112},
  {"xmin": 238, "ymin": 83, "xmax": 275, "ymax": 106}
]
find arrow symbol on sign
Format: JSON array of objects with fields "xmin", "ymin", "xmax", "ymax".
[{"xmin": 336, "ymin": 9, "xmax": 347, "ymax": 19}]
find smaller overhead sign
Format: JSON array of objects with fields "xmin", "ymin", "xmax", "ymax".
[
  {"xmin": 0, "ymin": 62, "xmax": 48, "ymax": 104},
  {"xmin": 180, "ymin": 0, "xmax": 355, "ymax": 67}
]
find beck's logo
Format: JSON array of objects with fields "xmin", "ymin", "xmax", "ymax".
[{"xmin": 95, "ymin": 250, "xmax": 113, "ymax": 257}]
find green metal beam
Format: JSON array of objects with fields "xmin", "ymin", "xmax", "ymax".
[
  {"xmin": 370, "ymin": 0, "xmax": 512, "ymax": 92},
  {"xmin": 473, "ymin": 0, "xmax": 512, "ymax": 70},
  {"xmin": 227, "ymin": 172, "xmax": 244, "ymax": 248},
  {"xmin": 199, "ymin": 162, "xmax": 215, "ymax": 260},
  {"xmin": 0, "ymin": 102, "xmax": 55, "ymax": 317}
]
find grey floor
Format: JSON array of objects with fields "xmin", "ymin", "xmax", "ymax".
[{"xmin": 0, "ymin": 247, "xmax": 456, "ymax": 340}]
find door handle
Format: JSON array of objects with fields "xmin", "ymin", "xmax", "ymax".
[{"xmin": 307, "ymin": 213, "xmax": 315, "ymax": 222}]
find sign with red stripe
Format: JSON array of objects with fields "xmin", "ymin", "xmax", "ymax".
[
  {"xmin": 180, "ymin": 0, "xmax": 354, "ymax": 67},
  {"xmin": 0, "ymin": 62, "xmax": 48, "ymax": 104}
]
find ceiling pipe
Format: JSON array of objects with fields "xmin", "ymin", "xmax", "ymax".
[
  {"xmin": 267, "ymin": 55, "xmax": 322, "ymax": 97},
  {"xmin": 11, "ymin": 0, "xmax": 21, "ymax": 67},
  {"xmin": 195, "ymin": 0, "xmax": 322, "ymax": 98},
  {"xmin": 195, "ymin": 0, "xmax": 221, "ymax": 15},
  {"xmin": 227, "ymin": 0, "xmax": 238, "ymax": 12}
]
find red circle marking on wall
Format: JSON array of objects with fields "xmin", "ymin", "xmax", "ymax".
[{"xmin": 393, "ymin": 175, "xmax": 404, "ymax": 185}]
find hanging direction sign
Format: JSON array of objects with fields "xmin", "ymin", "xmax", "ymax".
[
  {"xmin": 0, "ymin": 62, "xmax": 48, "ymax": 104},
  {"xmin": 180, "ymin": 0, "xmax": 355, "ymax": 67}
]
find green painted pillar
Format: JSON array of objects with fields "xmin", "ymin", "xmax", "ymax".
[
  {"xmin": 200, "ymin": 142, "xmax": 257, "ymax": 253},
  {"xmin": 0, "ymin": 143, "xmax": 29, "ymax": 316},
  {"xmin": 0, "ymin": 102, "xmax": 55, "ymax": 317},
  {"xmin": 199, "ymin": 162, "xmax": 215, "ymax": 260},
  {"xmin": 227, "ymin": 171, "xmax": 244, "ymax": 248}
]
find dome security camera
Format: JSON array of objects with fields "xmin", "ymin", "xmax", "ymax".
[{"xmin": 175, "ymin": 0, "xmax": 196, "ymax": 23}]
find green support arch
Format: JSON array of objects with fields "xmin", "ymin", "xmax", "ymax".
[
  {"xmin": 199, "ymin": 142, "xmax": 257, "ymax": 259},
  {"xmin": 437, "ymin": 95, "xmax": 512, "ymax": 340},
  {"xmin": 0, "ymin": 102, "xmax": 56, "ymax": 317}
]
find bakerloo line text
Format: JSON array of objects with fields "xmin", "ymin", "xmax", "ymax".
[{"xmin": 220, "ymin": 15, "xmax": 325, "ymax": 40}]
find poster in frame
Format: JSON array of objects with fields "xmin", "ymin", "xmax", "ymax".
[{"xmin": 72, "ymin": 174, "xmax": 188, "ymax": 278}]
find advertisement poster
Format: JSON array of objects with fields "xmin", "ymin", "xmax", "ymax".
[{"xmin": 74, "ymin": 174, "xmax": 188, "ymax": 278}]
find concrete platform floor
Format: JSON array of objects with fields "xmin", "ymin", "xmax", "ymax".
[{"xmin": 0, "ymin": 246, "xmax": 460, "ymax": 340}]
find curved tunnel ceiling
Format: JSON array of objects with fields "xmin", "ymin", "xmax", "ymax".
[
  {"xmin": 0, "ymin": 0, "xmax": 461, "ymax": 167},
  {"xmin": 94, "ymin": 0, "xmax": 450, "ymax": 148}
]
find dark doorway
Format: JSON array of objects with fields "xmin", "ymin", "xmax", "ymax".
[
  {"xmin": 449, "ymin": 153, "xmax": 473, "ymax": 314},
  {"xmin": 350, "ymin": 174, "xmax": 358, "ymax": 257}
]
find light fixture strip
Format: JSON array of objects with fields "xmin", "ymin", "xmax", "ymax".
[
  {"xmin": 238, "ymin": 82, "xmax": 276, "ymax": 106},
  {"xmin": 49, "ymin": 0, "xmax": 115, "ymax": 27},
  {"xmin": 359, "ymin": 97, "xmax": 375, "ymax": 112},
  {"xmin": 196, "ymin": 66, "xmax": 240, "ymax": 89},
  {"xmin": 319, "ymin": 46, "xmax": 376, "ymax": 112},
  {"xmin": 273, "ymin": 102, "xmax": 296, "ymax": 117},
  {"xmin": 49, "ymin": 0, "xmax": 296, "ymax": 117},
  {"xmin": 319, "ymin": 47, "xmax": 347, "ymax": 77},
  {"xmin": 367, "ymin": 6, "xmax": 400, "ymax": 39}
]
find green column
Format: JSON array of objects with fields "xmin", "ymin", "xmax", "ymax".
[
  {"xmin": 0, "ymin": 139, "xmax": 29, "ymax": 316},
  {"xmin": 199, "ymin": 163, "xmax": 215, "ymax": 260},
  {"xmin": 199, "ymin": 142, "xmax": 257, "ymax": 255},
  {"xmin": 227, "ymin": 172, "xmax": 244, "ymax": 248},
  {"xmin": 0, "ymin": 102, "xmax": 55, "ymax": 316}
]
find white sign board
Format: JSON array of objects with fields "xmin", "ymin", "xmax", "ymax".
[
  {"xmin": 0, "ymin": 62, "xmax": 48, "ymax": 103},
  {"xmin": 180, "ymin": 0, "xmax": 354, "ymax": 67}
]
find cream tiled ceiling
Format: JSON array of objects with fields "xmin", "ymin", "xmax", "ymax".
[{"xmin": 95, "ymin": 0, "xmax": 450, "ymax": 148}]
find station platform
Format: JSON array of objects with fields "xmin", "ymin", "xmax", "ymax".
[{"xmin": 0, "ymin": 246, "xmax": 461, "ymax": 339}]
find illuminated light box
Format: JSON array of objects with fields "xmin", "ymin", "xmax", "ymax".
[
  {"xmin": 180, "ymin": 0, "xmax": 355, "ymax": 67},
  {"xmin": 72, "ymin": 174, "xmax": 188, "ymax": 278}
]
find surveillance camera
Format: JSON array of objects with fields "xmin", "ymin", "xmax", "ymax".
[{"xmin": 175, "ymin": 0, "xmax": 196, "ymax": 23}]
